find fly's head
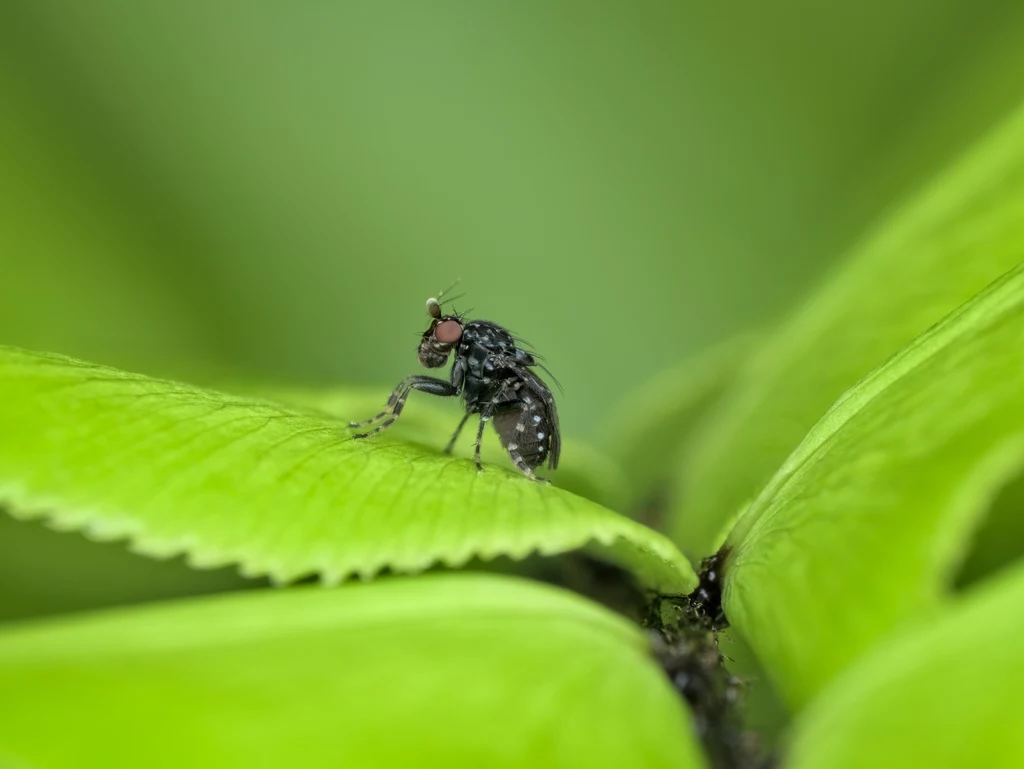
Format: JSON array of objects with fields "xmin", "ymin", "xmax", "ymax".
[{"xmin": 417, "ymin": 295, "xmax": 465, "ymax": 368}]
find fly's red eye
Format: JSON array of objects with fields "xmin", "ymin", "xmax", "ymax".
[{"xmin": 434, "ymin": 319, "xmax": 463, "ymax": 344}]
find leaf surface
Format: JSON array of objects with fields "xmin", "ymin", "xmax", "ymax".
[
  {"xmin": 254, "ymin": 383, "xmax": 632, "ymax": 514},
  {"xmin": 786, "ymin": 562, "xmax": 1024, "ymax": 769},
  {"xmin": 725, "ymin": 263, "xmax": 1024, "ymax": 706},
  {"xmin": 671, "ymin": 102, "xmax": 1024, "ymax": 558}
]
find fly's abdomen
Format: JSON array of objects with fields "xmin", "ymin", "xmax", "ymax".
[{"xmin": 491, "ymin": 407, "xmax": 555, "ymax": 470}]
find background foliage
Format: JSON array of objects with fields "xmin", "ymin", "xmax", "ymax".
[
  {"xmin": 4, "ymin": 0, "xmax": 1024, "ymax": 618},
  {"xmin": 3, "ymin": 3, "xmax": 1024, "ymax": 768}
]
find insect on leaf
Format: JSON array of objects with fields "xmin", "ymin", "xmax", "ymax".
[{"xmin": 0, "ymin": 346, "xmax": 696, "ymax": 595}]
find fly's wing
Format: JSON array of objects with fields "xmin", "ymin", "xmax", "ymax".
[
  {"xmin": 516, "ymin": 366, "xmax": 561, "ymax": 471},
  {"xmin": 483, "ymin": 353, "xmax": 562, "ymax": 472},
  {"xmin": 543, "ymin": 385, "xmax": 561, "ymax": 470}
]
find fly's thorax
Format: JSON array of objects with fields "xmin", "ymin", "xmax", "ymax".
[{"xmin": 459, "ymin": 321, "xmax": 517, "ymax": 356}]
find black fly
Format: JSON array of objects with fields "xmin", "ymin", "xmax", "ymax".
[{"xmin": 349, "ymin": 292, "xmax": 561, "ymax": 480}]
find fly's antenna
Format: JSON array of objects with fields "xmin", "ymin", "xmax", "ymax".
[
  {"xmin": 437, "ymin": 278, "xmax": 461, "ymax": 298},
  {"xmin": 426, "ymin": 278, "xmax": 464, "ymax": 319}
]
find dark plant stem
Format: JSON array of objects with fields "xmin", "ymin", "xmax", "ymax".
[
  {"xmin": 646, "ymin": 549, "xmax": 776, "ymax": 769},
  {"xmin": 530, "ymin": 548, "xmax": 775, "ymax": 769}
]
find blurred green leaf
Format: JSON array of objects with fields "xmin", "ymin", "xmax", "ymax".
[
  {"xmin": 0, "ymin": 346, "xmax": 695, "ymax": 594},
  {"xmin": 671, "ymin": 101, "xmax": 1024, "ymax": 558},
  {"xmin": 724, "ymin": 262, "xmax": 1024, "ymax": 707},
  {"xmin": 954, "ymin": 468, "xmax": 1024, "ymax": 588},
  {"xmin": 0, "ymin": 514, "xmax": 256, "ymax": 623},
  {"xmin": 786, "ymin": 562, "xmax": 1024, "ymax": 769},
  {"xmin": 8, "ymin": 2, "xmax": 1024, "ymax": 434},
  {"xmin": 0, "ymin": 573, "xmax": 706, "ymax": 769},
  {"xmin": 0, "ymin": 55, "xmax": 218, "ymax": 371},
  {"xmin": 598, "ymin": 334, "xmax": 757, "ymax": 516}
]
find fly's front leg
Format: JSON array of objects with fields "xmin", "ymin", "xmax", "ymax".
[
  {"xmin": 349, "ymin": 376, "xmax": 457, "ymax": 439},
  {"xmin": 347, "ymin": 375, "xmax": 422, "ymax": 429}
]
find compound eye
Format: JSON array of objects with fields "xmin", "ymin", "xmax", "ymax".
[{"xmin": 434, "ymin": 319, "xmax": 463, "ymax": 344}]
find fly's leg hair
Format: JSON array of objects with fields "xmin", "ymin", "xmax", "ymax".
[
  {"xmin": 349, "ymin": 376, "xmax": 457, "ymax": 439},
  {"xmin": 444, "ymin": 412, "xmax": 472, "ymax": 455}
]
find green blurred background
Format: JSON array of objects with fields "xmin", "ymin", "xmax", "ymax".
[{"xmin": 3, "ymin": 1, "xmax": 1024, "ymax": 619}]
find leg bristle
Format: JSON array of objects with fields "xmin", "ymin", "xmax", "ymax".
[{"xmin": 348, "ymin": 410, "xmax": 390, "ymax": 429}]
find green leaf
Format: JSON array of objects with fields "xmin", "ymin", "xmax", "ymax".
[
  {"xmin": 249, "ymin": 383, "xmax": 632, "ymax": 513},
  {"xmin": 597, "ymin": 334, "xmax": 757, "ymax": 516},
  {"xmin": 0, "ymin": 346, "xmax": 695, "ymax": 594},
  {"xmin": 0, "ymin": 573, "xmax": 706, "ymax": 769},
  {"xmin": 724, "ymin": 262, "xmax": 1024, "ymax": 707},
  {"xmin": 786, "ymin": 562, "xmax": 1024, "ymax": 769},
  {"xmin": 670, "ymin": 101, "xmax": 1024, "ymax": 559}
]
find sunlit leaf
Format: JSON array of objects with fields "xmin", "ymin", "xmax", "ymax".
[
  {"xmin": 0, "ymin": 573, "xmax": 706, "ymax": 769},
  {"xmin": 786, "ymin": 562, "xmax": 1024, "ymax": 769},
  {"xmin": 0, "ymin": 346, "xmax": 695, "ymax": 594},
  {"xmin": 251, "ymin": 383, "xmax": 631, "ymax": 513},
  {"xmin": 724, "ymin": 262, "xmax": 1024, "ymax": 706},
  {"xmin": 671, "ymin": 101, "xmax": 1024, "ymax": 558}
]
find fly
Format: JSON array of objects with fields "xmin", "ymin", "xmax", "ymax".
[{"xmin": 349, "ymin": 291, "xmax": 561, "ymax": 480}]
